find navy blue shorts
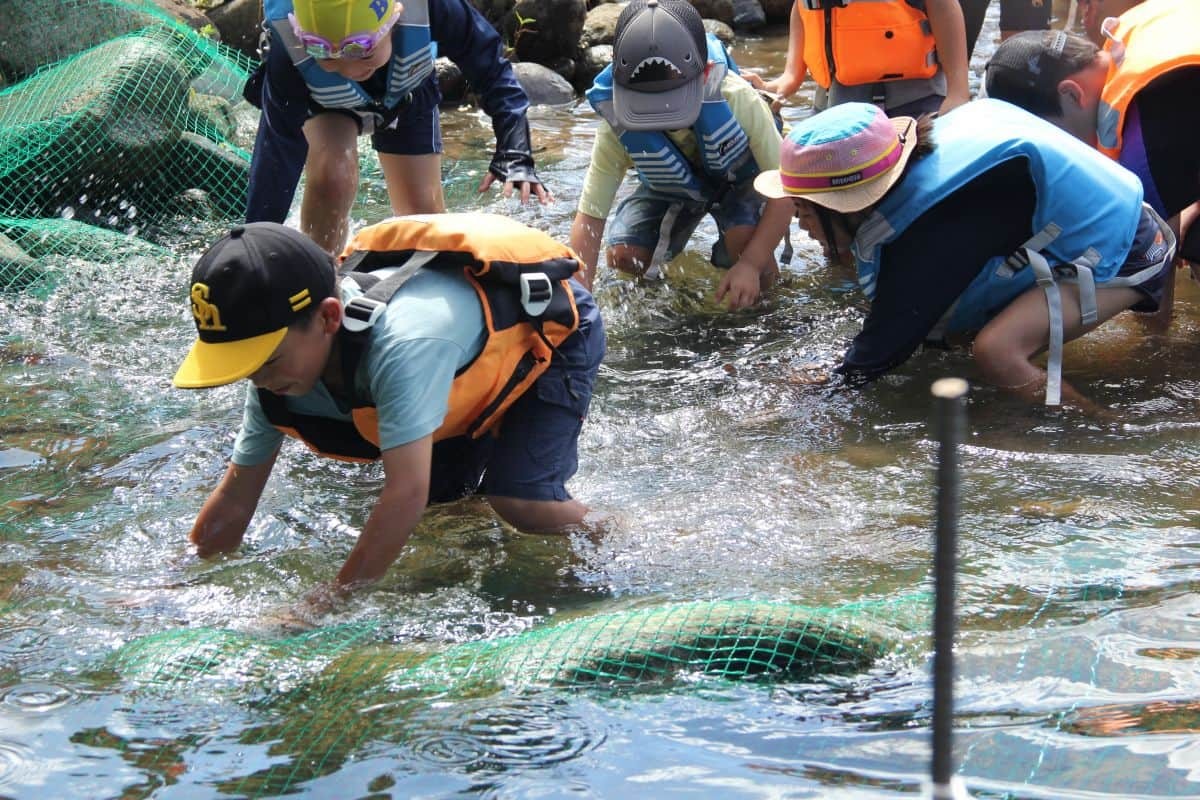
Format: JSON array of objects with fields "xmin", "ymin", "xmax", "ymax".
[
  {"xmin": 370, "ymin": 79, "xmax": 443, "ymax": 156},
  {"xmin": 320, "ymin": 79, "xmax": 444, "ymax": 156},
  {"xmin": 427, "ymin": 280, "xmax": 606, "ymax": 504},
  {"xmin": 1122, "ymin": 205, "xmax": 1176, "ymax": 313}
]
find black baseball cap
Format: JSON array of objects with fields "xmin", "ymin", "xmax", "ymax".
[
  {"xmin": 173, "ymin": 222, "xmax": 335, "ymax": 389},
  {"xmin": 612, "ymin": 0, "xmax": 708, "ymax": 130},
  {"xmin": 985, "ymin": 30, "xmax": 1096, "ymax": 116}
]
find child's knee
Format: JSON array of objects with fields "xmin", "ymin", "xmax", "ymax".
[
  {"xmin": 305, "ymin": 155, "xmax": 358, "ymax": 198},
  {"xmin": 972, "ymin": 324, "xmax": 1035, "ymax": 379}
]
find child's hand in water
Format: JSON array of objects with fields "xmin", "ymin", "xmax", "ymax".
[
  {"xmin": 716, "ymin": 260, "xmax": 768, "ymax": 309},
  {"xmin": 786, "ymin": 363, "xmax": 833, "ymax": 385},
  {"xmin": 259, "ymin": 583, "xmax": 346, "ymax": 632}
]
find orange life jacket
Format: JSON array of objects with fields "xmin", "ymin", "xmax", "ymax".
[
  {"xmin": 799, "ymin": 0, "xmax": 938, "ymax": 90},
  {"xmin": 259, "ymin": 213, "xmax": 582, "ymax": 462},
  {"xmin": 1096, "ymin": 0, "xmax": 1200, "ymax": 160}
]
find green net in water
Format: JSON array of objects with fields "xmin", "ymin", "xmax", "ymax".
[
  {"xmin": 98, "ymin": 599, "xmax": 916, "ymax": 795},
  {"xmin": 107, "ymin": 599, "xmax": 915, "ymax": 697},
  {"xmin": 0, "ymin": 0, "xmax": 256, "ymax": 290}
]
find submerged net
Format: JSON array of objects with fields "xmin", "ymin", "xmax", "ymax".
[
  {"xmin": 0, "ymin": 0, "xmax": 256, "ymax": 290},
  {"xmin": 96, "ymin": 597, "xmax": 929, "ymax": 795},
  {"xmin": 99, "ymin": 599, "xmax": 917, "ymax": 795},
  {"xmin": 106, "ymin": 599, "xmax": 918, "ymax": 697}
]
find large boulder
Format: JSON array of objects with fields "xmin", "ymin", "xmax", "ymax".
[
  {"xmin": 690, "ymin": 0, "xmax": 734, "ymax": 24},
  {"xmin": 0, "ymin": 0, "xmax": 211, "ymax": 82},
  {"xmin": 731, "ymin": 0, "xmax": 766, "ymax": 30},
  {"xmin": 512, "ymin": 61, "xmax": 576, "ymax": 105},
  {"xmin": 576, "ymin": 45, "xmax": 613, "ymax": 90},
  {"xmin": 436, "ymin": 58, "xmax": 468, "ymax": 106},
  {"xmin": 205, "ymin": 0, "xmax": 265, "ymax": 60},
  {"xmin": 0, "ymin": 32, "xmax": 248, "ymax": 228},
  {"xmin": 508, "ymin": 0, "xmax": 587, "ymax": 65},
  {"xmin": 580, "ymin": 2, "xmax": 626, "ymax": 48}
]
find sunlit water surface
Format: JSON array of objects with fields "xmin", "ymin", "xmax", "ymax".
[{"xmin": 5, "ymin": 4, "xmax": 1200, "ymax": 798}]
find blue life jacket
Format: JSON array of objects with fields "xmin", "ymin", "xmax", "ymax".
[
  {"xmin": 854, "ymin": 98, "xmax": 1145, "ymax": 333},
  {"xmin": 852, "ymin": 98, "xmax": 1172, "ymax": 405},
  {"xmin": 264, "ymin": 0, "xmax": 435, "ymax": 114},
  {"xmin": 586, "ymin": 33, "xmax": 758, "ymax": 203}
]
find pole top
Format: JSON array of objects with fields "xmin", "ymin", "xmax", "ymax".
[{"xmin": 931, "ymin": 377, "xmax": 969, "ymax": 400}]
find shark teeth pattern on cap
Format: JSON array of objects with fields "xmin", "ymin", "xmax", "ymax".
[{"xmin": 630, "ymin": 56, "xmax": 684, "ymax": 83}]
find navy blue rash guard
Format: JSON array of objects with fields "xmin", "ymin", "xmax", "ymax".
[{"xmin": 837, "ymin": 158, "xmax": 1037, "ymax": 383}]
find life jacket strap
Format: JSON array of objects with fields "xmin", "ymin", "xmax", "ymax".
[
  {"xmin": 1021, "ymin": 247, "xmax": 1066, "ymax": 406},
  {"xmin": 340, "ymin": 249, "xmax": 441, "ymax": 333},
  {"xmin": 1000, "ymin": 223, "xmax": 1062, "ymax": 277}
]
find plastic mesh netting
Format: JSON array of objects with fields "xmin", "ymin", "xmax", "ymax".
[
  {"xmin": 0, "ymin": 0, "xmax": 256, "ymax": 291},
  {"xmin": 98, "ymin": 600, "xmax": 915, "ymax": 794},
  {"xmin": 108, "ymin": 599, "xmax": 915, "ymax": 696}
]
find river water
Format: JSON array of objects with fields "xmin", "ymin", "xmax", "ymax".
[{"xmin": 5, "ymin": 2, "xmax": 1200, "ymax": 798}]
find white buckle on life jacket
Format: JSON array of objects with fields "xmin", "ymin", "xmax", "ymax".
[
  {"xmin": 342, "ymin": 296, "xmax": 386, "ymax": 332},
  {"xmin": 520, "ymin": 272, "xmax": 553, "ymax": 318}
]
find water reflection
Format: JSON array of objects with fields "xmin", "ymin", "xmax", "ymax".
[{"xmin": 3, "ymin": 3, "xmax": 1200, "ymax": 798}]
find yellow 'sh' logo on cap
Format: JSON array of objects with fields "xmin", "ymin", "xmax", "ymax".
[{"xmin": 190, "ymin": 282, "xmax": 227, "ymax": 331}]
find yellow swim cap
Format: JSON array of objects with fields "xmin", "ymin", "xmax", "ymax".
[{"xmin": 292, "ymin": 0, "xmax": 398, "ymax": 40}]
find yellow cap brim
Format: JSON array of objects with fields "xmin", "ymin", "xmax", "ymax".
[{"xmin": 173, "ymin": 327, "xmax": 288, "ymax": 389}]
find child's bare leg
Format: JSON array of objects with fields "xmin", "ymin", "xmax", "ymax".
[{"xmin": 971, "ymin": 283, "xmax": 1141, "ymax": 410}]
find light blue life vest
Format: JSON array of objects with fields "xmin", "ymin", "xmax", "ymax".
[
  {"xmin": 586, "ymin": 33, "xmax": 758, "ymax": 203},
  {"xmin": 264, "ymin": 0, "xmax": 435, "ymax": 115},
  {"xmin": 853, "ymin": 98, "xmax": 1168, "ymax": 405}
]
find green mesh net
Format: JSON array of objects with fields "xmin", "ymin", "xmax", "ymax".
[
  {"xmin": 107, "ymin": 599, "xmax": 916, "ymax": 696},
  {"xmin": 97, "ymin": 599, "xmax": 919, "ymax": 795},
  {"xmin": 0, "ymin": 0, "xmax": 255, "ymax": 290}
]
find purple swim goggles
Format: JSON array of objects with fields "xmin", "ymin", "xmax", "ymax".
[{"xmin": 287, "ymin": 8, "xmax": 400, "ymax": 60}]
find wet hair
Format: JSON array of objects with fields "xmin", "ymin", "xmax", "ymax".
[{"xmin": 985, "ymin": 30, "xmax": 1100, "ymax": 117}]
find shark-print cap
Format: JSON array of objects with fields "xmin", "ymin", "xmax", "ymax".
[{"xmin": 612, "ymin": 0, "xmax": 707, "ymax": 131}]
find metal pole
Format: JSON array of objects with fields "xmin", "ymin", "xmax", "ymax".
[{"xmin": 930, "ymin": 377, "xmax": 968, "ymax": 799}]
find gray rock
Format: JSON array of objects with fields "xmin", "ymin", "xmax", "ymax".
[
  {"xmin": 580, "ymin": 2, "xmax": 627, "ymax": 48},
  {"xmin": 0, "ymin": 34, "xmax": 249, "ymax": 228},
  {"xmin": 436, "ymin": 58, "xmax": 467, "ymax": 105},
  {"xmin": 704, "ymin": 19, "xmax": 735, "ymax": 45},
  {"xmin": 761, "ymin": 0, "xmax": 794, "ymax": 24},
  {"xmin": 205, "ymin": 0, "xmax": 265, "ymax": 60},
  {"xmin": 512, "ymin": 61, "xmax": 576, "ymax": 105},
  {"xmin": 0, "ymin": 232, "xmax": 41, "ymax": 292},
  {"xmin": 731, "ymin": 0, "xmax": 766, "ymax": 30},
  {"xmin": 576, "ymin": 45, "xmax": 613, "ymax": 89},
  {"xmin": 0, "ymin": 0, "xmax": 211, "ymax": 82},
  {"xmin": 545, "ymin": 56, "xmax": 578, "ymax": 85},
  {"xmin": 690, "ymin": 0, "xmax": 734, "ymax": 25}
]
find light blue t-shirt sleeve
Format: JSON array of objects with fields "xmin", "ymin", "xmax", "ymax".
[{"xmin": 231, "ymin": 384, "xmax": 285, "ymax": 466}]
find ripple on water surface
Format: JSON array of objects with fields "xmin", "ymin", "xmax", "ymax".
[
  {"xmin": 0, "ymin": 739, "xmax": 35, "ymax": 788},
  {"xmin": 1, "ymin": 682, "xmax": 76, "ymax": 713},
  {"xmin": 406, "ymin": 694, "xmax": 603, "ymax": 769}
]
